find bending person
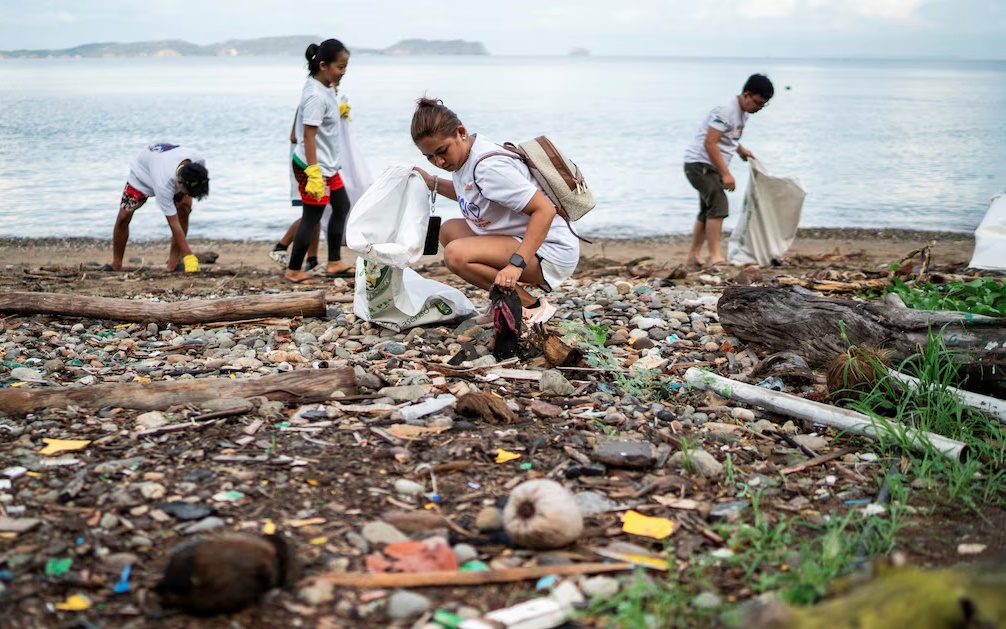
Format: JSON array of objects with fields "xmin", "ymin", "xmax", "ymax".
[
  {"xmin": 110, "ymin": 143, "xmax": 209, "ymax": 272},
  {"xmin": 411, "ymin": 97, "xmax": 579, "ymax": 324}
]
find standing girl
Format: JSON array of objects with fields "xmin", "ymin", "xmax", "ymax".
[
  {"xmin": 286, "ymin": 39, "xmax": 353, "ymax": 283},
  {"xmin": 411, "ymin": 98, "xmax": 579, "ymax": 324}
]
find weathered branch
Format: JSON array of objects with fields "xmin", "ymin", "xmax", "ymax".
[
  {"xmin": 0, "ymin": 291, "xmax": 327, "ymax": 324},
  {"xmin": 718, "ymin": 286, "xmax": 1006, "ymax": 395},
  {"xmin": 0, "ymin": 368, "xmax": 357, "ymax": 417}
]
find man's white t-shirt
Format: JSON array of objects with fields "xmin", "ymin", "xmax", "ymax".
[
  {"xmin": 127, "ymin": 143, "xmax": 205, "ymax": 217},
  {"xmin": 293, "ymin": 78, "xmax": 341, "ymax": 177},
  {"xmin": 452, "ymin": 134, "xmax": 580, "ymax": 268},
  {"xmin": 683, "ymin": 96, "xmax": 749, "ymax": 167}
]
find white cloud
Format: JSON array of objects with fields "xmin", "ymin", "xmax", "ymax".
[
  {"xmin": 740, "ymin": 0, "xmax": 935, "ymax": 20},
  {"xmin": 847, "ymin": 0, "xmax": 929, "ymax": 19},
  {"xmin": 39, "ymin": 10, "xmax": 75, "ymax": 23},
  {"xmin": 739, "ymin": 0, "xmax": 800, "ymax": 19}
]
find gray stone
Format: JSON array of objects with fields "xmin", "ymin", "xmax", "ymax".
[
  {"xmin": 453, "ymin": 543, "xmax": 478, "ymax": 565},
  {"xmin": 379, "ymin": 385, "xmax": 427, "ymax": 403},
  {"xmin": 381, "ymin": 342, "xmax": 408, "ymax": 356},
  {"xmin": 10, "ymin": 367, "xmax": 43, "ymax": 381},
  {"xmin": 573, "ymin": 491, "xmax": 622, "ymax": 516},
  {"xmin": 361, "ymin": 521, "xmax": 409, "ymax": 546},
  {"xmin": 539, "ymin": 370, "xmax": 575, "ymax": 396},
  {"xmin": 582, "ymin": 575, "xmax": 620, "ymax": 599},
  {"xmin": 471, "ymin": 355, "xmax": 497, "ymax": 368},
  {"xmin": 181, "ymin": 516, "xmax": 226, "ymax": 534},
  {"xmin": 692, "ymin": 591, "xmax": 723, "ymax": 609},
  {"xmin": 387, "ymin": 590, "xmax": 432, "ymax": 619},
  {"xmin": 592, "ymin": 440, "xmax": 656, "ymax": 468},
  {"xmin": 669, "ymin": 449, "xmax": 724, "ymax": 478},
  {"xmin": 0, "ymin": 517, "xmax": 41, "ymax": 533},
  {"xmin": 201, "ymin": 398, "xmax": 254, "ymax": 413}
]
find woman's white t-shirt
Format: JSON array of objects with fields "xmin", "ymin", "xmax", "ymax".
[
  {"xmin": 293, "ymin": 78, "xmax": 341, "ymax": 177},
  {"xmin": 451, "ymin": 134, "xmax": 579, "ymax": 268}
]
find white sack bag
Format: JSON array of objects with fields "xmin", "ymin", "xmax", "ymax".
[
  {"xmin": 337, "ymin": 114, "xmax": 375, "ymax": 207},
  {"xmin": 728, "ymin": 158, "xmax": 806, "ymax": 267},
  {"xmin": 345, "ymin": 165, "xmax": 429, "ymax": 268},
  {"xmin": 353, "ymin": 258, "xmax": 475, "ymax": 332},
  {"xmin": 969, "ymin": 192, "xmax": 1006, "ymax": 270}
]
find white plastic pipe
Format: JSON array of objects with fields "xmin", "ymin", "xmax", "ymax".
[
  {"xmin": 684, "ymin": 368, "xmax": 967, "ymax": 462},
  {"xmin": 888, "ymin": 369, "xmax": 1006, "ymax": 424}
]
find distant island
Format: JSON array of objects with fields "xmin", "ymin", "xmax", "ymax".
[{"xmin": 0, "ymin": 36, "xmax": 488, "ymax": 59}]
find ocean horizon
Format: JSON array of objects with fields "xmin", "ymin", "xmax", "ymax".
[{"xmin": 1, "ymin": 55, "xmax": 1004, "ymax": 241}]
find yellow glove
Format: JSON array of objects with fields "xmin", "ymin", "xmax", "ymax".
[
  {"xmin": 304, "ymin": 163, "xmax": 325, "ymax": 200},
  {"xmin": 339, "ymin": 101, "xmax": 351, "ymax": 120},
  {"xmin": 182, "ymin": 254, "xmax": 200, "ymax": 273}
]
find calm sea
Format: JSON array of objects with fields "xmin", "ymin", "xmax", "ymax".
[{"xmin": 1, "ymin": 55, "xmax": 1004, "ymax": 240}]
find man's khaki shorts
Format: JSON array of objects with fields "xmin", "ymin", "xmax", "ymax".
[{"xmin": 684, "ymin": 162, "xmax": 729, "ymax": 221}]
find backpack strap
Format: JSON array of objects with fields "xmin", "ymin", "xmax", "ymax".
[{"xmin": 472, "ymin": 144, "xmax": 592, "ymax": 244}]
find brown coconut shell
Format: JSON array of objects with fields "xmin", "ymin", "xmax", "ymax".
[
  {"xmin": 502, "ymin": 479, "xmax": 583, "ymax": 550},
  {"xmin": 826, "ymin": 345, "xmax": 894, "ymax": 403}
]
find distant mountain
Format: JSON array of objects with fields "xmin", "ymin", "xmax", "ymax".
[
  {"xmin": 0, "ymin": 36, "xmax": 487, "ymax": 59},
  {"xmin": 384, "ymin": 39, "xmax": 488, "ymax": 56}
]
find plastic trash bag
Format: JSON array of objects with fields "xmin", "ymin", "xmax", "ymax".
[
  {"xmin": 728, "ymin": 158, "xmax": 806, "ymax": 267},
  {"xmin": 353, "ymin": 259, "xmax": 475, "ymax": 332},
  {"xmin": 347, "ymin": 165, "xmax": 474, "ymax": 331},
  {"xmin": 346, "ymin": 166, "xmax": 431, "ymax": 268},
  {"xmin": 969, "ymin": 192, "xmax": 1006, "ymax": 270},
  {"xmin": 337, "ymin": 113, "xmax": 374, "ymax": 207}
]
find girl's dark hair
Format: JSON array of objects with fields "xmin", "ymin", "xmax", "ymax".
[
  {"xmin": 411, "ymin": 97, "xmax": 463, "ymax": 143},
  {"xmin": 179, "ymin": 162, "xmax": 210, "ymax": 200},
  {"xmin": 305, "ymin": 39, "xmax": 349, "ymax": 76}
]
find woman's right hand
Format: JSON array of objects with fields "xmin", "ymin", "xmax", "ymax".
[{"xmin": 412, "ymin": 166, "xmax": 433, "ymax": 190}]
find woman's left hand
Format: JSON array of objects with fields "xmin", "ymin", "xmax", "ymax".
[{"xmin": 495, "ymin": 265, "xmax": 522, "ymax": 291}]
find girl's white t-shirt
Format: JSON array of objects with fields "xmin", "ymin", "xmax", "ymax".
[
  {"xmin": 293, "ymin": 78, "xmax": 341, "ymax": 177},
  {"xmin": 127, "ymin": 143, "xmax": 204, "ymax": 217},
  {"xmin": 451, "ymin": 134, "xmax": 579, "ymax": 268}
]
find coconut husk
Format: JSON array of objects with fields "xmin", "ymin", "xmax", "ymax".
[
  {"xmin": 454, "ymin": 391, "xmax": 517, "ymax": 424},
  {"xmin": 527, "ymin": 323, "xmax": 582, "ymax": 368},
  {"xmin": 826, "ymin": 345, "xmax": 894, "ymax": 403}
]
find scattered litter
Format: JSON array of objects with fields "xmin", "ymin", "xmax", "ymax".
[{"xmin": 620, "ymin": 510, "xmax": 675, "ymax": 540}]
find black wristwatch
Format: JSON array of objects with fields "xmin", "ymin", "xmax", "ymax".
[{"xmin": 509, "ymin": 253, "xmax": 526, "ymax": 269}]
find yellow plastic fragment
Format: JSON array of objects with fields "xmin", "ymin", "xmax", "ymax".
[
  {"xmin": 495, "ymin": 449, "xmax": 521, "ymax": 464},
  {"xmin": 54, "ymin": 594, "xmax": 92, "ymax": 611},
  {"xmin": 309, "ymin": 536, "xmax": 328, "ymax": 545},
  {"xmin": 262, "ymin": 519, "xmax": 277, "ymax": 535},
  {"xmin": 39, "ymin": 438, "xmax": 91, "ymax": 456},
  {"xmin": 621, "ymin": 510, "xmax": 675, "ymax": 540}
]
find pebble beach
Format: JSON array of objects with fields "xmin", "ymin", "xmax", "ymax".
[{"xmin": 1, "ymin": 228, "xmax": 1000, "ymax": 629}]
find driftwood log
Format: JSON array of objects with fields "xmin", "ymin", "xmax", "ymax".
[
  {"xmin": 0, "ymin": 368, "xmax": 357, "ymax": 417},
  {"xmin": 0, "ymin": 291, "xmax": 327, "ymax": 324},
  {"xmin": 718, "ymin": 286, "xmax": 1006, "ymax": 396}
]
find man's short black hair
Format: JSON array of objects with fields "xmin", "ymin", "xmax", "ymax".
[
  {"xmin": 179, "ymin": 162, "xmax": 210, "ymax": 200},
  {"xmin": 743, "ymin": 74, "xmax": 774, "ymax": 101}
]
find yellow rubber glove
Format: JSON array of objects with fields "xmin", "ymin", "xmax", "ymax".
[
  {"xmin": 339, "ymin": 101, "xmax": 352, "ymax": 120},
  {"xmin": 182, "ymin": 254, "xmax": 200, "ymax": 273},
  {"xmin": 304, "ymin": 163, "xmax": 325, "ymax": 200}
]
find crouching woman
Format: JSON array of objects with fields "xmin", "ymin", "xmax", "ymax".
[{"xmin": 411, "ymin": 97, "xmax": 579, "ymax": 324}]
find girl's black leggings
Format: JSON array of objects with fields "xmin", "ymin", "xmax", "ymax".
[{"xmin": 288, "ymin": 186, "xmax": 351, "ymax": 271}]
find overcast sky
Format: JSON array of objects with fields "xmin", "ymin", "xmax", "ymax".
[{"xmin": 1, "ymin": 0, "xmax": 1003, "ymax": 59}]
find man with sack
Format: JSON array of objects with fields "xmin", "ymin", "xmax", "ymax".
[{"xmin": 683, "ymin": 74, "xmax": 774, "ymax": 269}]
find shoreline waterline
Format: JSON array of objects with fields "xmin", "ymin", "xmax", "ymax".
[{"xmin": 0, "ymin": 228, "xmax": 976, "ymax": 250}]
